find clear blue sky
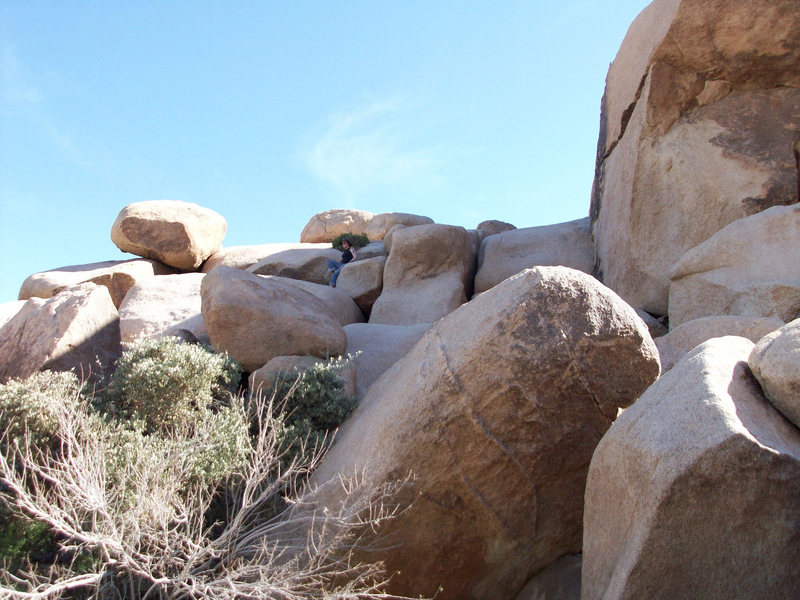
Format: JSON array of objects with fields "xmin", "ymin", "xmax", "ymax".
[{"xmin": 0, "ymin": 0, "xmax": 650, "ymax": 303}]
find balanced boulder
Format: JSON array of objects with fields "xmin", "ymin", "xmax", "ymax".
[
  {"xmin": 0, "ymin": 283, "xmax": 120, "ymax": 383},
  {"xmin": 749, "ymin": 319, "xmax": 800, "ymax": 428},
  {"xmin": 369, "ymin": 224, "xmax": 475, "ymax": 325},
  {"xmin": 669, "ymin": 204, "xmax": 800, "ymax": 327},
  {"xmin": 591, "ymin": 0, "xmax": 800, "ymax": 314},
  {"xmin": 476, "ymin": 219, "xmax": 516, "ymax": 238},
  {"xmin": 582, "ymin": 336, "xmax": 800, "ymax": 600},
  {"xmin": 202, "ymin": 243, "xmax": 327, "ymax": 273},
  {"xmin": 362, "ymin": 212, "xmax": 433, "ymax": 240},
  {"xmin": 309, "ymin": 267, "xmax": 660, "ymax": 600},
  {"xmin": 300, "ymin": 209, "xmax": 433, "ymax": 243},
  {"xmin": 118, "ymin": 273, "xmax": 207, "ymax": 344},
  {"xmin": 474, "ymin": 218, "xmax": 593, "ymax": 294},
  {"xmin": 200, "ymin": 267, "xmax": 345, "ymax": 371},
  {"xmin": 111, "ymin": 200, "xmax": 226, "ymax": 270}
]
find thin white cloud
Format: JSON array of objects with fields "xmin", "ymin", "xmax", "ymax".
[
  {"xmin": 0, "ymin": 42, "xmax": 90, "ymax": 166},
  {"xmin": 305, "ymin": 96, "xmax": 447, "ymax": 196}
]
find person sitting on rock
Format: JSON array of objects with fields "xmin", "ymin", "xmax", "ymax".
[{"xmin": 327, "ymin": 238, "xmax": 356, "ymax": 287}]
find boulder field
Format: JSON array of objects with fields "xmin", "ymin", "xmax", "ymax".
[{"xmin": 1, "ymin": 2, "xmax": 799, "ymax": 599}]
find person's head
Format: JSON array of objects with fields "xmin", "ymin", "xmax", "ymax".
[{"xmin": 341, "ymin": 239, "xmax": 352, "ymax": 249}]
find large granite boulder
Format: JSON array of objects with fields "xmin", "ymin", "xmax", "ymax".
[
  {"xmin": 111, "ymin": 200, "xmax": 226, "ymax": 270},
  {"xmin": 669, "ymin": 204, "xmax": 800, "ymax": 327},
  {"xmin": 474, "ymin": 218, "xmax": 593, "ymax": 294},
  {"xmin": 258, "ymin": 276, "xmax": 364, "ymax": 326},
  {"xmin": 300, "ymin": 209, "xmax": 375, "ymax": 243},
  {"xmin": 749, "ymin": 319, "xmax": 800, "ymax": 428},
  {"xmin": 200, "ymin": 267, "xmax": 345, "ymax": 372},
  {"xmin": 655, "ymin": 315, "xmax": 782, "ymax": 372},
  {"xmin": 342, "ymin": 322, "xmax": 431, "ymax": 397},
  {"xmin": 308, "ymin": 267, "xmax": 660, "ymax": 600},
  {"xmin": 476, "ymin": 219, "xmax": 516, "ymax": 238},
  {"xmin": 0, "ymin": 283, "xmax": 120, "ymax": 383},
  {"xmin": 202, "ymin": 243, "xmax": 329, "ymax": 273},
  {"xmin": 246, "ymin": 246, "xmax": 341, "ymax": 285},
  {"xmin": 369, "ymin": 224, "xmax": 475, "ymax": 325},
  {"xmin": 335, "ymin": 256, "xmax": 386, "ymax": 315},
  {"xmin": 582, "ymin": 336, "xmax": 800, "ymax": 600},
  {"xmin": 118, "ymin": 273, "xmax": 207, "ymax": 344},
  {"xmin": 0, "ymin": 301, "xmax": 26, "ymax": 330},
  {"xmin": 362, "ymin": 212, "xmax": 433, "ymax": 240},
  {"xmin": 18, "ymin": 259, "xmax": 175, "ymax": 308},
  {"xmin": 591, "ymin": 0, "xmax": 800, "ymax": 314},
  {"xmin": 300, "ymin": 209, "xmax": 433, "ymax": 243}
]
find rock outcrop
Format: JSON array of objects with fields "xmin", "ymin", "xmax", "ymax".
[
  {"xmin": 246, "ymin": 246, "xmax": 341, "ymax": 286},
  {"xmin": 335, "ymin": 257, "xmax": 386, "ymax": 315},
  {"xmin": 749, "ymin": 319, "xmax": 800, "ymax": 428},
  {"xmin": 474, "ymin": 218, "xmax": 593, "ymax": 294},
  {"xmin": 0, "ymin": 283, "xmax": 120, "ymax": 383},
  {"xmin": 18, "ymin": 259, "xmax": 175, "ymax": 308},
  {"xmin": 309, "ymin": 267, "xmax": 660, "ymax": 600},
  {"xmin": 582, "ymin": 336, "xmax": 800, "ymax": 600},
  {"xmin": 202, "ymin": 243, "xmax": 328, "ymax": 272},
  {"xmin": 369, "ymin": 224, "xmax": 475, "ymax": 325},
  {"xmin": 300, "ymin": 209, "xmax": 432, "ymax": 243},
  {"xmin": 118, "ymin": 273, "xmax": 207, "ymax": 344},
  {"xmin": 342, "ymin": 322, "xmax": 430, "ymax": 397},
  {"xmin": 111, "ymin": 200, "xmax": 227, "ymax": 270},
  {"xmin": 200, "ymin": 267, "xmax": 345, "ymax": 372},
  {"xmin": 668, "ymin": 204, "xmax": 800, "ymax": 327},
  {"xmin": 655, "ymin": 315, "xmax": 782, "ymax": 372},
  {"xmin": 591, "ymin": 0, "xmax": 800, "ymax": 314}
]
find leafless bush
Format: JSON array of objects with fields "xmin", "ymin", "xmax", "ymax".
[{"xmin": 0, "ymin": 387, "xmax": 417, "ymax": 600}]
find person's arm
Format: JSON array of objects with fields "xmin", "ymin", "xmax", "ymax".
[{"xmin": 351, "ymin": 247, "xmax": 357, "ymax": 261}]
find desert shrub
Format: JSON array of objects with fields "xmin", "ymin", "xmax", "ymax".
[
  {"xmin": 332, "ymin": 232, "xmax": 369, "ymax": 251},
  {"xmin": 0, "ymin": 370, "xmax": 85, "ymax": 448},
  {"xmin": 105, "ymin": 337, "xmax": 241, "ymax": 431},
  {"xmin": 264, "ymin": 356, "xmax": 358, "ymax": 467},
  {"xmin": 0, "ymin": 377, "xmax": 411, "ymax": 599}
]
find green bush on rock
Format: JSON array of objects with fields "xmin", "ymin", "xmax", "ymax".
[{"xmin": 332, "ymin": 232, "xmax": 369, "ymax": 251}]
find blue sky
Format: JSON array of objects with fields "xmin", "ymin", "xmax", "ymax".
[{"xmin": 0, "ymin": 0, "xmax": 650, "ymax": 303}]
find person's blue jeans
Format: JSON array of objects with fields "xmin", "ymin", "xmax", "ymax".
[{"xmin": 327, "ymin": 259, "xmax": 344, "ymax": 286}]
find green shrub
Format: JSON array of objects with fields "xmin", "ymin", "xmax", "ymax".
[
  {"xmin": 0, "ymin": 370, "xmax": 85, "ymax": 448},
  {"xmin": 262, "ymin": 356, "xmax": 357, "ymax": 466},
  {"xmin": 105, "ymin": 337, "xmax": 241, "ymax": 431},
  {"xmin": 331, "ymin": 232, "xmax": 369, "ymax": 251}
]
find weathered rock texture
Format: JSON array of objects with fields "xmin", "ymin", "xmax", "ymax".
[
  {"xmin": 0, "ymin": 301, "xmax": 26, "ymax": 330},
  {"xmin": 369, "ymin": 224, "xmax": 475, "ymax": 325},
  {"xmin": 19, "ymin": 259, "xmax": 175, "ymax": 308},
  {"xmin": 342, "ymin": 322, "xmax": 430, "ymax": 397},
  {"xmin": 515, "ymin": 555, "xmax": 582, "ymax": 600},
  {"xmin": 300, "ymin": 209, "xmax": 433, "ymax": 243},
  {"xmin": 669, "ymin": 204, "xmax": 800, "ymax": 327},
  {"xmin": 749, "ymin": 319, "xmax": 800, "ymax": 429},
  {"xmin": 118, "ymin": 273, "xmax": 207, "ymax": 344},
  {"xmin": 111, "ymin": 200, "xmax": 226, "ymax": 270},
  {"xmin": 309, "ymin": 267, "xmax": 660, "ymax": 600},
  {"xmin": 474, "ymin": 218, "xmax": 593, "ymax": 294},
  {"xmin": 246, "ymin": 246, "xmax": 341, "ymax": 286},
  {"xmin": 335, "ymin": 257, "xmax": 386, "ymax": 315},
  {"xmin": 655, "ymin": 315, "xmax": 782, "ymax": 373},
  {"xmin": 0, "ymin": 283, "xmax": 120, "ymax": 383},
  {"xmin": 591, "ymin": 0, "xmax": 800, "ymax": 314},
  {"xmin": 259, "ymin": 276, "xmax": 364, "ymax": 326},
  {"xmin": 202, "ymin": 243, "xmax": 329, "ymax": 273},
  {"xmin": 582, "ymin": 336, "xmax": 800, "ymax": 600},
  {"xmin": 200, "ymin": 267, "xmax": 345, "ymax": 372}
]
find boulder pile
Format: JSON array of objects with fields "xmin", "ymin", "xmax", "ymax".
[{"xmin": 1, "ymin": 1, "xmax": 799, "ymax": 599}]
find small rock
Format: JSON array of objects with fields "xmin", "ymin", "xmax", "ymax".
[{"xmin": 749, "ymin": 318, "xmax": 800, "ymax": 428}]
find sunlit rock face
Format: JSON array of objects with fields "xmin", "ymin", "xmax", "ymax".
[{"xmin": 591, "ymin": 0, "xmax": 800, "ymax": 315}]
